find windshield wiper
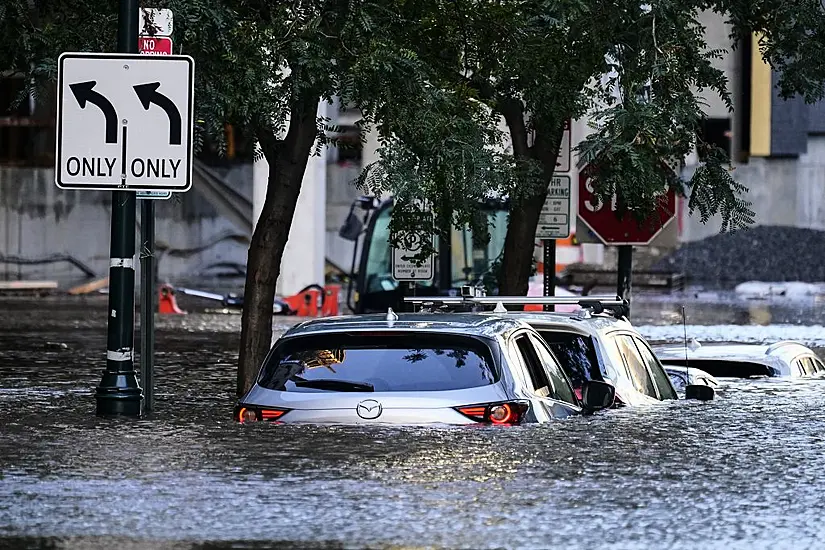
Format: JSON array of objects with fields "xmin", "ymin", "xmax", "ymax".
[{"xmin": 292, "ymin": 378, "xmax": 374, "ymax": 392}]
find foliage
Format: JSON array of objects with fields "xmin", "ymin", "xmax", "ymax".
[
  {"xmin": 364, "ymin": 0, "xmax": 825, "ymax": 253},
  {"xmin": 355, "ymin": 85, "xmax": 517, "ymax": 260},
  {"xmin": 4, "ymin": 0, "xmax": 825, "ymax": 262}
]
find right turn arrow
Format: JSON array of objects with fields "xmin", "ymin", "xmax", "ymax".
[
  {"xmin": 69, "ymin": 81, "xmax": 118, "ymax": 144},
  {"xmin": 133, "ymin": 82, "xmax": 182, "ymax": 145}
]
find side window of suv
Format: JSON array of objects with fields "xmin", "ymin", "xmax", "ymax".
[
  {"xmin": 615, "ymin": 335, "xmax": 658, "ymax": 398},
  {"xmin": 632, "ymin": 337, "xmax": 677, "ymax": 400},
  {"xmin": 813, "ymin": 357, "xmax": 825, "ymax": 373},
  {"xmin": 513, "ymin": 334, "xmax": 552, "ymax": 398},
  {"xmin": 530, "ymin": 335, "xmax": 578, "ymax": 405}
]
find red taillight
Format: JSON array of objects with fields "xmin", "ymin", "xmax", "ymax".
[
  {"xmin": 235, "ymin": 406, "xmax": 289, "ymax": 423},
  {"xmin": 455, "ymin": 401, "xmax": 528, "ymax": 425},
  {"xmin": 260, "ymin": 409, "xmax": 285, "ymax": 421}
]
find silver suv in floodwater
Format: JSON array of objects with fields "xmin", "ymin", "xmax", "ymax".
[
  {"xmin": 234, "ymin": 313, "xmax": 616, "ymax": 425},
  {"xmin": 506, "ymin": 310, "xmax": 680, "ymax": 406},
  {"xmin": 654, "ymin": 340, "xmax": 825, "ymax": 378},
  {"xmin": 402, "ymin": 292, "xmax": 714, "ymax": 407}
]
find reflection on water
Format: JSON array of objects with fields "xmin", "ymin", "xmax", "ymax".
[{"xmin": 2, "ymin": 299, "xmax": 825, "ymax": 549}]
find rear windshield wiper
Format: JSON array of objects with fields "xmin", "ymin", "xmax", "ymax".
[{"xmin": 292, "ymin": 378, "xmax": 375, "ymax": 392}]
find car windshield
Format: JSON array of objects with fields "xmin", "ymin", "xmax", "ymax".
[
  {"xmin": 364, "ymin": 205, "xmax": 508, "ymax": 293},
  {"xmin": 258, "ymin": 332, "xmax": 500, "ymax": 392},
  {"xmin": 537, "ymin": 331, "xmax": 603, "ymax": 389}
]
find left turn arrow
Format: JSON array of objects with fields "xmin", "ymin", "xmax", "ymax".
[{"xmin": 69, "ymin": 81, "xmax": 118, "ymax": 144}]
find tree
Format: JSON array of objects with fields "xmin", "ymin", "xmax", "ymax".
[
  {"xmin": 1, "ymin": 0, "xmax": 498, "ymax": 396},
  {"xmin": 365, "ymin": 0, "xmax": 825, "ymax": 296}
]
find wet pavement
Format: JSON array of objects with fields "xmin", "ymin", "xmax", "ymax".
[{"xmin": 2, "ymin": 294, "xmax": 825, "ymax": 549}]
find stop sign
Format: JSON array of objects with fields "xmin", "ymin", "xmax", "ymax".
[{"xmin": 578, "ymin": 163, "xmax": 677, "ymax": 245}]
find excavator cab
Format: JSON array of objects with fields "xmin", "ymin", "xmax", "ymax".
[{"xmin": 340, "ymin": 197, "xmax": 510, "ymax": 314}]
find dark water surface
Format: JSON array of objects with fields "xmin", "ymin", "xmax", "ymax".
[{"xmin": 2, "ymin": 298, "xmax": 825, "ymax": 549}]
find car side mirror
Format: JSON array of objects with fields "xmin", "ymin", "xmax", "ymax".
[
  {"xmin": 581, "ymin": 380, "xmax": 616, "ymax": 411},
  {"xmin": 338, "ymin": 208, "xmax": 363, "ymax": 241},
  {"xmin": 685, "ymin": 384, "xmax": 715, "ymax": 401}
]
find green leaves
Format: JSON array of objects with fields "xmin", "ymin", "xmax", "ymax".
[{"xmin": 4, "ymin": 0, "xmax": 824, "ymax": 245}]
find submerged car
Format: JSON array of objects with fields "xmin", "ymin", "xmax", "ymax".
[
  {"xmin": 654, "ymin": 340, "xmax": 825, "ymax": 379},
  {"xmin": 234, "ymin": 312, "xmax": 617, "ymax": 425},
  {"xmin": 663, "ymin": 365, "xmax": 720, "ymax": 391},
  {"xmin": 403, "ymin": 292, "xmax": 715, "ymax": 406}
]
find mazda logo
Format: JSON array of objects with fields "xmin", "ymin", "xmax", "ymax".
[{"xmin": 356, "ymin": 399, "xmax": 382, "ymax": 420}]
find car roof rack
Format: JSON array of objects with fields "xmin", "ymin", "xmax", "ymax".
[{"xmin": 403, "ymin": 286, "xmax": 629, "ymax": 319}]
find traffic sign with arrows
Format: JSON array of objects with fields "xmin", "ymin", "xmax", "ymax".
[{"xmin": 55, "ymin": 52, "xmax": 194, "ymax": 192}]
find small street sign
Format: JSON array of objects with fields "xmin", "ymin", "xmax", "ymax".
[
  {"xmin": 139, "ymin": 8, "xmax": 173, "ymax": 36},
  {"xmin": 537, "ymin": 175, "xmax": 571, "ymax": 239},
  {"xmin": 392, "ymin": 214, "xmax": 434, "ymax": 281},
  {"xmin": 137, "ymin": 190, "xmax": 172, "ymax": 200},
  {"xmin": 55, "ymin": 52, "xmax": 195, "ymax": 192},
  {"xmin": 139, "ymin": 36, "xmax": 173, "ymax": 55},
  {"xmin": 556, "ymin": 119, "xmax": 571, "ymax": 173}
]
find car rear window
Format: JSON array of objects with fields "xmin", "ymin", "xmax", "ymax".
[
  {"xmin": 537, "ymin": 331, "xmax": 602, "ymax": 389},
  {"xmin": 257, "ymin": 332, "xmax": 500, "ymax": 393}
]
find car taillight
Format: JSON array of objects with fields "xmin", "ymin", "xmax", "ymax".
[
  {"xmin": 234, "ymin": 405, "xmax": 289, "ymax": 423},
  {"xmin": 454, "ymin": 401, "xmax": 529, "ymax": 425}
]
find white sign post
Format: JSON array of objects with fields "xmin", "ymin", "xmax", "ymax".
[
  {"xmin": 55, "ymin": 52, "xmax": 194, "ymax": 193},
  {"xmin": 555, "ymin": 119, "xmax": 571, "ymax": 173},
  {"xmin": 537, "ymin": 175, "xmax": 571, "ymax": 239},
  {"xmin": 392, "ymin": 214, "xmax": 434, "ymax": 282}
]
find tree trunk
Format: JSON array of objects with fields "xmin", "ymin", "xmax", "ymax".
[
  {"xmin": 236, "ymin": 97, "xmax": 320, "ymax": 398},
  {"xmin": 498, "ymin": 111, "xmax": 565, "ymax": 296}
]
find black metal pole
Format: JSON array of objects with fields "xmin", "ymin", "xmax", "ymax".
[
  {"xmin": 542, "ymin": 239, "xmax": 555, "ymax": 312},
  {"xmin": 140, "ymin": 200, "xmax": 155, "ymax": 412},
  {"xmin": 437, "ymin": 231, "xmax": 451, "ymax": 293},
  {"xmin": 95, "ymin": 0, "xmax": 141, "ymax": 416},
  {"xmin": 616, "ymin": 245, "xmax": 633, "ymax": 318}
]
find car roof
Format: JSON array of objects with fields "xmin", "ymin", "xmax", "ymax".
[
  {"xmin": 498, "ymin": 311, "xmax": 636, "ymax": 337},
  {"xmin": 283, "ymin": 313, "xmax": 531, "ymax": 339},
  {"xmin": 653, "ymin": 341, "xmax": 815, "ymax": 364}
]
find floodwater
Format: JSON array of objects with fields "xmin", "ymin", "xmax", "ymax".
[{"xmin": 2, "ymin": 295, "xmax": 825, "ymax": 549}]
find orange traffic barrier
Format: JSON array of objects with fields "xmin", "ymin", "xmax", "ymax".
[
  {"xmin": 535, "ymin": 234, "xmax": 580, "ymax": 275},
  {"xmin": 283, "ymin": 286, "xmax": 323, "ymax": 317},
  {"xmin": 158, "ymin": 284, "xmax": 186, "ymax": 314}
]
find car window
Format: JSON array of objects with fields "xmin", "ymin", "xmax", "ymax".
[
  {"xmin": 258, "ymin": 332, "xmax": 499, "ymax": 392},
  {"xmin": 814, "ymin": 357, "xmax": 825, "ymax": 373},
  {"xmin": 792, "ymin": 358, "xmax": 808, "ymax": 376},
  {"xmin": 529, "ymin": 335, "xmax": 578, "ymax": 405},
  {"xmin": 799, "ymin": 358, "xmax": 812, "ymax": 376},
  {"xmin": 632, "ymin": 337, "xmax": 677, "ymax": 400},
  {"xmin": 537, "ymin": 330, "xmax": 603, "ymax": 390},
  {"xmin": 615, "ymin": 335, "xmax": 658, "ymax": 398},
  {"xmin": 513, "ymin": 334, "xmax": 551, "ymax": 397},
  {"xmin": 668, "ymin": 370, "xmax": 688, "ymax": 391}
]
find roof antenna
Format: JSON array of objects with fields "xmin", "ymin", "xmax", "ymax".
[
  {"xmin": 493, "ymin": 302, "xmax": 507, "ymax": 314},
  {"xmin": 386, "ymin": 307, "xmax": 399, "ymax": 323},
  {"xmin": 682, "ymin": 305, "xmax": 690, "ymax": 388}
]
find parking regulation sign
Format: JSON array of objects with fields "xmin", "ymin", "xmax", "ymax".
[
  {"xmin": 55, "ymin": 52, "xmax": 194, "ymax": 192},
  {"xmin": 391, "ymin": 213, "xmax": 434, "ymax": 282},
  {"xmin": 536, "ymin": 175, "xmax": 571, "ymax": 239}
]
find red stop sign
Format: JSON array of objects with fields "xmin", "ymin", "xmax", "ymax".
[
  {"xmin": 578, "ymin": 163, "xmax": 677, "ymax": 245},
  {"xmin": 139, "ymin": 36, "xmax": 173, "ymax": 55}
]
